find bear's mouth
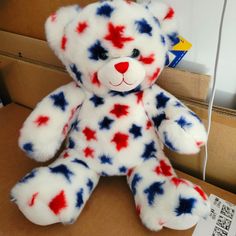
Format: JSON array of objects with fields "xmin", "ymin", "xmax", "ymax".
[{"xmin": 109, "ymin": 77, "xmax": 134, "ymax": 87}]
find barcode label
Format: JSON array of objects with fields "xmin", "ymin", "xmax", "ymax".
[{"xmin": 193, "ymin": 194, "xmax": 236, "ymax": 236}]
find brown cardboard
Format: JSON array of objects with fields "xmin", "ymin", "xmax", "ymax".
[
  {"xmin": 0, "ymin": 30, "xmax": 211, "ymax": 101},
  {"xmin": 0, "ymin": 103, "xmax": 235, "ymax": 236},
  {"xmin": 0, "ymin": 0, "xmax": 97, "ymax": 40}
]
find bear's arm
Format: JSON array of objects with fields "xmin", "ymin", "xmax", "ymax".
[
  {"xmin": 18, "ymin": 82, "xmax": 85, "ymax": 162},
  {"xmin": 143, "ymin": 84, "xmax": 207, "ymax": 154}
]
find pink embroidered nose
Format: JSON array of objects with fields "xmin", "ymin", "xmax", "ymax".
[{"xmin": 114, "ymin": 62, "xmax": 129, "ymax": 74}]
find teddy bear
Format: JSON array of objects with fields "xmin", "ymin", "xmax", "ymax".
[{"xmin": 11, "ymin": 0, "xmax": 210, "ymax": 231}]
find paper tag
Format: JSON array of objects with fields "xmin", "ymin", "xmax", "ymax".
[
  {"xmin": 167, "ymin": 35, "xmax": 192, "ymax": 68},
  {"xmin": 193, "ymin": 194, "xmax": 236, "ymax": 236}
]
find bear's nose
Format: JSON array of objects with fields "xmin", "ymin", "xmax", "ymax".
[{"xmin": 114, "ymin": 62, "xmax": 129, "ymax": 74}]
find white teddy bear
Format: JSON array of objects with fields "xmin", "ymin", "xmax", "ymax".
[{"xmin": 11, "ymin": 0, "xmax": 210, "ymax": 231}]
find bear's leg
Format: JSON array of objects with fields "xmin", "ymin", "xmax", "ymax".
[
  {"xmin": 127, "ymin": 157, "xmax": 210, "ymax": 231},
  {"xmin": 11, "ymin": 151, "xmax": 99, "ymax": 226}
]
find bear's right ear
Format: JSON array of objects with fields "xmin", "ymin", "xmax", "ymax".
[{"xmin": 45, "ymin": 5, "xmax": 80, "ymax": 62}]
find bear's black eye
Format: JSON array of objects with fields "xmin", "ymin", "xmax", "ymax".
[
  {"xmin": 131, "ymin": 48, "xmax": 140, "ymax": 58},
  {"xmin": 99, "ymin": 51, "xmax": 109, "ymax": 60}
]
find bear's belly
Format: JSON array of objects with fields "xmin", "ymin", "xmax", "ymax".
[{"xmin": 66, "ymin": 94, "xmax": 163, "ymax": 175}]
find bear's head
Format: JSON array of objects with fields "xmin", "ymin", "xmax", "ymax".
[{"xmin": 45, "ymin": 0, "xmax": 177, "ymax": 95}]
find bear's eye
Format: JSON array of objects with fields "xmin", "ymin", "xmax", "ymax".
[
  {"xmin": 98, "ymin": 51, "xmax": 109, "ymax": 60},
  {"xmin": 131, "ymin": 48, "xmax": 140, "ymax": 58}
]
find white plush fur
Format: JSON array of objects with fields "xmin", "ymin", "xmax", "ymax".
[{"xmin": 11, "ymin": 0, "xmax": 210, "ymax": 231}]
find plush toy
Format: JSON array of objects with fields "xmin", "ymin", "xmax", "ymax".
[{"xmin": 11, "ymin": 0, "xmax": 210, "ymax": 231}]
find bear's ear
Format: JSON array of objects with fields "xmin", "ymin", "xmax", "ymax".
[
  {"xmin": 45, "ymin": 5, "xmax": 80, "ymax": 61},
  {"xmin": 140, "ymin": 0, "xmax": 178, "ymax": 49}
]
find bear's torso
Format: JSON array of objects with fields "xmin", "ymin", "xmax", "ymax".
[{"xmin": 66, "ymin": 89, "xmax": 163, "ymax": 176}]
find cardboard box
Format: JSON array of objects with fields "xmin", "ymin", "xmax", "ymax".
[
  {"xmin": 0, "ymin": 103, "xmax": 236, "ymax": 236},
  {"xmin": 0, "ymin": 1, "xmax": 235, "ymax": 234}
]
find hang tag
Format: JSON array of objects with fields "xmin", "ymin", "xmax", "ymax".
[
  {"xmin": 193, "ymin": 194, "xmax": 236, "ymax": 236},
  {"xmin": 167, "ymin": 35, "xmax": 192, "ymax": 68}
]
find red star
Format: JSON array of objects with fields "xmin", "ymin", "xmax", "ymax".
[
  {"xmin": 171, "ymin": 177, "xmax": 187, "ymax": 187},
  {"xmin": 76, "ymin": 21, "xmax": 88, "ymax": 34},
  {"xmin": 34, "ymin": 115, "xmax": 49, "ymax": 126},
  {"xmin": 28, "ymin": 192, "xmax": 39, "ymax": 207},
  {"xmin": 48, "ymin": 190, "xmax": 67, "ymax": 215},
  {"xmin": 135, "ymin": 91, "xmax": 143, "ymax": 104},
  {"xmin": 154, "ymin": 160, "xmax": 172, "ymax": 176},
  {"xmin": 91, "ymin": 72, "xmax": 101, "ymax": 87},
  {"xmin": 164, "ymin": 7, "xmax": 175, "ymax": 20},
  {"xmin": 136, "ymin": 205, "xmax": 141, "ymax": 216},
  {"xmin": 62, "ymin": 123, "xmax": 69, "ymax": 136},
  {"xmin": 83, "ymin": 127, "xmax": 97, "ymax": 141},
  {"xmin": 194, "ymin": 186, "xmax": 207, "ymax": 200},
  {"xmin": 110, "ymin": 104, "xmax": 129, "ymax": 118},
  {"xmin": 146, "ymin": 120, "xmax": 152, "ymax": 130},
  {"xmin": 63, "ymin": 152, "xmax": 70, "ymax": 159},
  {"xmin": 83, "ymin": 147, "xmax": 94, "ymax": 158},
  {"xmin": 127, "ymin": 168, "xmax": 134, "ymax": 177},
  {"xmin": 149, "ymin": 68, "xmax": 161, "ymax": 83},
  {"xmin": 69, "ymin": 108, "xmax": 76, "ymax": 121},
  {"xmin": 111, "ymin": 132, "xmax": 129, "ymax": 151},
  {"xmin": 61, "ymin": 35, "xmax": 67, "ymax": 50},
  {"xmin": 104, "ymin": 22, "xmax": 134, "ymax": 49},
  {"xmin": 50, "ymin": 12, "xmax": 57, "ymax": 22},
  {"xmin": 139, "ymin": 54, "xmax": 155, "ymax": 64}
]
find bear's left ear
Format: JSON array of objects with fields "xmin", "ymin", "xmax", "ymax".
[
  {"xmin": 139, "ymin": 0, "xmax": 178, "ymax": 49},
  {"xmin": 45, "ymin": 5, "xmax": 80, "ymax": 62}
]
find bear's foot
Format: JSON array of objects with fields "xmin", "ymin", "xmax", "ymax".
[
  {"xmin": 127, "ymin": 158, "xmax": 210, "ymax": 231},
  {"xmin": 11, "ymin": 155, "xmax": 99, "ymax": 225}
]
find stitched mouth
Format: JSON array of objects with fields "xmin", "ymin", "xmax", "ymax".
[{"xmin": 109, "ymin": 77, "xmax": 134, "ymax": 87}]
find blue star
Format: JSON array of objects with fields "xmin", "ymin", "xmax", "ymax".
[
  {"xmin": 71, "ymin": 119, "xmax": 80, "ymax": 132},
  {"xmin": 119, "ymin": 166, "xmax": 127, "ymax": 173},
  {"xmin": 90, "ymin": 94, "xmax": 104, "ymax": 107},
  {"xmin": 175, "ymin": 196, "xmax": 196, "ymax": 216},
  {"xmin": 50, "ymin": 91, "xmax": 68, "ymax": 111},
  {"xmin": 87, "ymin": 179, "xmax": 94, "ymax": 192},
  {"xmin": 19, "ymin": 169, "xmax": 37, "ymax": 183},
  {"xmin": 175, "ymin": 101, "xmax": 184, "ymax": 107},
  {"xmin": 165, "ymin": 54, "xmax": 170, "ymax": 66},
  {"xmin": 50, "ymin": 164, "xmax": 74, "ymax": 182},
  {"xmin": 163, "ymin": 131, "xmax": 178, "ymax": 151},
  {"xmin": 168, "ymin": 32, "xmax": 180, "ymax": 46},
  {"xmin": 141, "ymin": 141, "xmax": 157, "ymax": 160},
  {"xmin": 175, "ymin": 116, "xmax": 192, "ymax": 129},
  {"xmin": 131, "ymin": 174, "xmax": 142, "ymax": 195},
  {"xmin": 70, "ymin": 64, "xmax": 83, "ymax": 84},
  {"xmin": 144, "ymin": 181, "xmax": 165, "ymax": 206},
  {"xmin": 152, "ymin": 113, "xmax": 166, "ymax": 128},
  {"xmin": 23, "ymin": 142, "xmax": 33, "ymax": 153},
  {"xmin": 68, "ymin": 137, "xmax": 75, "ymax": 149},
  {"xmin": 129, "ymin": 124, "xmax": 142, "ymax": 138},
  {"xmin": 101, "ymin": 171, "xmax": 108, "ymax": 176},
  {"xmin": 189, "ymin": 111, "xmax": 202, "ymax": 123},
  {"xmin": 156, "ymin": 92, "xmax": 170, "ymax": 109},
  {"xmin": 135, "ymin": 18, "xmax": 152, "ymax": 36},
  {"xmin": 100, "ymin": 155, "xmax": 113, "ymax": 165},
  {"xmin": 99, "ymin": 116, "xmax": 114, "ymax": 130},
  {"xmin": 96, "ymin": 3, "xmax": 114, "ymax": 18},
  {"xmin": 76, "ymin": 188, "xmax": 84, "ymax": 208},
  {"xmin": 161, "ymin": 35, "xmax": 166, "ymax": 45},
  {"xmin": 88, "ymin": 40, "xmax": 108, "ymax": 61},
  {"xmin": 72, "ymin": 158, "xmax": 89, "ymax": 168}
]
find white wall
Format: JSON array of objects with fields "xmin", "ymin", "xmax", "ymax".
[{"xmin": 139, "ymin": 0, "xmax": 236, "ymax": 109}]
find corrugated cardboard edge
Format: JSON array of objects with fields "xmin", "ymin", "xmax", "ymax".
[{"xmin": 0, "ymin": 30, "xmax": 211, "ymax": 101}]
